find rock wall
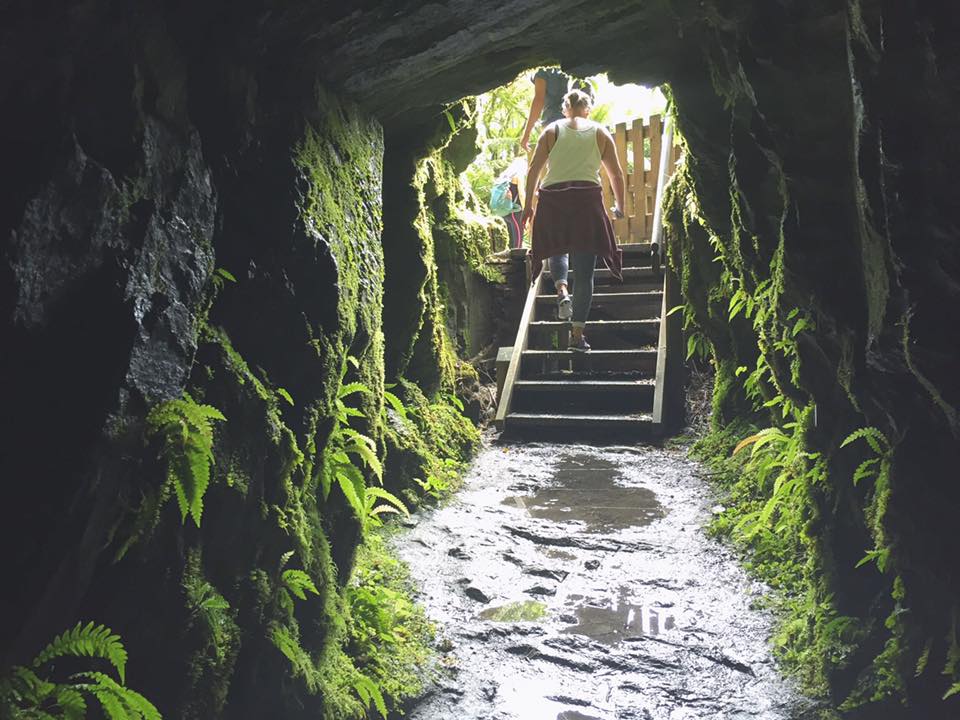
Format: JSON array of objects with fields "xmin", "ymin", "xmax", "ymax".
[
  {"xmin": 0, "ymin": 1, "xmax": 476, "ymax": 717},
  {"xmin": 660, "ymin": 2, "xmax": 960, "ymax": 716}
]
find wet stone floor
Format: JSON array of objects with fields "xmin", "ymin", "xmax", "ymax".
[{"xmin": 395, "ymin": 442, "xmax": 820, "ymax": 720}]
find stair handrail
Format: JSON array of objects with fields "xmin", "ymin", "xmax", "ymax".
[
  {"xmin": 495, "ymin": 266, "xmax": 544, "ymax": 430},
  {"xmin": 650, "ymin": 114, "xmax": 674, "ymax": 269},
  {"xmin": 652, "ymin": 113, "xmax": 682, "ymax": 430}
]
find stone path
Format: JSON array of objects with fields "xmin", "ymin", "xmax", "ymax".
[{"xmin": 395, "ymin": 441, "xmax": 821, "ymax": 720}]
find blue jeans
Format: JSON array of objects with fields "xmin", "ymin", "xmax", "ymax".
[{"xmin": 549, "ymin": 253, "xmax": 596, "ymax": 328}]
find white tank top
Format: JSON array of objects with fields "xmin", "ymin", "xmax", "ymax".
[{"xmin": 542, "ymin": 120, "xmax": 602, "ymax": 186}]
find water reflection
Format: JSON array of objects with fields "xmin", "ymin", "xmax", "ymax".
[{"xmin": 502, "ymin": 453, "xmax": 665, "ymax": 532}]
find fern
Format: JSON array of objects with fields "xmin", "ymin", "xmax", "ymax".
[
  {"xmin": 72, "ymin": 672, "xmax": 160, "ymax": 720},
  {"xmin": 281, "ymin": 569, "xmax": 319, "ymax": 601},
  {"xmin": 382, "ymin": 387, "xmax": 407, "ymax": 419},
  {"xmin": 841, "ymin": 426, "xmax": 890, "ymax": 454},
  {"xmin": 269, "ymin": 626, "xmax": 320, "ymax": 692},
  {"xmin": 146, "ymin": 393, "xmax": 226, "ymax": 527},
  {"xmin": 351, "ymin": 674, "xmax": 387, "ymax": 718},
  {"xmin": 320, "ymin": 361, "xmax": 418, "ymax": 536},
  {"xmin": 34, "ymin": 622, "xmax": 128, "ymax": 684},
  {"xmin": 363, "ymin": 487, "xmax": 410, "ymax": 528},
  {"xmin": 0, "ymin": 623, "xmax": 160, "ymax": 720}
]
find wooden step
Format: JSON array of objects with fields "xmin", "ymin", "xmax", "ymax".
[
  {"xmin": 512, "ymin": 379, "xmax": 655, "ymax": 414},
  {"xmin": 543, "ymin": 266, "xmax": 659, "ymax": 284},
  {"xmin": 521, "ymin": 348, "xmax": 657, "ymax": 374},
  {"xmin": 502, "ymin": 412, "xmax": 658, "ymax": 439},
  {"xmin": 542, "ymin": 275, "xmax": 662, "ymax": 295},
  {"xmin": 534, "ymin": 291, "xmax": 663, "ymax": 321},
  {"xmin": 617, "ymin": 243, "xmax": 653, "ymax": 257},
  {"xmin": 528, "ymin": 319, "xmax": 660, "ymax": 349}
]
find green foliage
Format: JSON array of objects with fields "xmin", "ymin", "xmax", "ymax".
[
  {"xmin": 0, "ymin": 623, "xmax": 160, "ymax": 720},
  {"xmin": 146, "ymin": 393, "xmax": 226, "ymax": 527},
  {"xmin": 320, "ymin": 357, "xmax": 411, "ymax": 533},
  {"xmin": 840, "ymin": 427, "xmax": 893, "ymax": 572},
  {"xmin": 693, "ymin": 413, "xmax": 863, "ymax": 693},
  {"xmin": 281, "ymin": 569, "xmax": 320, "ymax": 602},
  {"xmin": 210, "ymin": 267, "xmax": 236, "ymax": 292},
  {"xmin": 344, "ymin": 534, "xmax": 435, "ymax": 717},
  {"xmin": 464, "ymin": 72, "xmax": 536, "ymax": 204}
]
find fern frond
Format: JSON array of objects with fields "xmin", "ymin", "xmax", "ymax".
[
  {"xmin": 733, "ymin": 433, "xmax": 761, "ymax": 456},
  {"xmin": 943, "ymin": 682, "xmax": 960, "ymax": 700},
  {"xmin": 34, "ymin": 622, "xmax": 128, "ymax": 684},
  {"xmin": 382, "ymin": 390, "xmax": 407, "ymax": 419},
  {"xmin": 853, "ymin": 458, "xmax": 880, "ymax": 486},
  {"xmin": 365, "ymin": 487, "xmax": 409, "ymax": 517},
  {"xmin": 335, "ymin": 470, "xmax": 366, "ymax": 521},
  {"xmin": 281, "ymin": 569, "xmax": 320, "ymax": 601},
  {"xmin": 56, "ymin": 686, "xmax": 88, "ymax": 720},
  {"xmin": 338, "ymin": 382, "xmax": 371, "ymax": 400},
  {"xmin": 352, "ymin": 675, "xmax": 387, "ymax": 718},
  {"xmin": 841, "ymin": 426, "xmax": 889, "ymax": 453},
  {"xmin": 146, "ymin": 393, "xmax": 226, "ymax": 528},
  {"xmin": 73, "ymin": 672, "xmax": 161, "ymax": 720}
]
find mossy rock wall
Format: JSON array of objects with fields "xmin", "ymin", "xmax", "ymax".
[
  {"xmin": 660, "ymin": 3, "xmax": 960, "ymax": 715},
  {"xmin": 382, "ymin": 104, "xmax": 506, "ymax": 392},
  {"xmin": 0, "ymin": 3, "xmax": 472, "ymax": 717}
]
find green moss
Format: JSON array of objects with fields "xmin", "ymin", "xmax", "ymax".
[
  {"xmin": 181, "ymin": 548, "xmax": 241, "ymax": 719},
  {"xmin": 345, "ymin": 533, "xmax": 436, "ymax": 707},
  {"xmin": 383, "ymin": 376, "xmax": 479, "ymax": 508},
  {"xmin": 479, "ymin": 601, "xmax": 547, "ymax": 622}
]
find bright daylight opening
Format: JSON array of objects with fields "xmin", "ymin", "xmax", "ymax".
[{"xmin": 462, "ymin": 69, "xmax": 669, "ymax": 252}]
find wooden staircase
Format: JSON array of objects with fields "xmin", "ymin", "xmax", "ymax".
[{"xmin": 496, "ymin": 244, "xmax": 674, "ymax": 439}]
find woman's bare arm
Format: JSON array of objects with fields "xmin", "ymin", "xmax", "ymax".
[
  {"xmin": 599, "ymin": 128, "xmax": 626, "ymax": 213},
  {"xmin": 520, "ymin": 78, "xmax": 546, "ymax": 152},
  {"xmin": 520, "ymin": 126, "xmax": 555, "ymax": 227}
]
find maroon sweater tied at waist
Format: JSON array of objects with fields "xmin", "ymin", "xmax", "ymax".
[{"xmin": 530, "ymin": 181, "xmax": 623, "ymax": 281}]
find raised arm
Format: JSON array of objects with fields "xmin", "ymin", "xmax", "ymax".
[
  {"xmin": 519, "ymin": 77, "xmax": 546, "ymax": 153},
  {"xmin": 520, "ymin": 126, "xmax": 554, "ymax": 228},
  {"xmin": 599, "ymin": 127, "xmax": 626, "ymax": 215}
]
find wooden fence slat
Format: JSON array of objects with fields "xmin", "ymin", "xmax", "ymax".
[
  {"xmin": 613, "ymin": 123, "xmax": 629, "ymax": 239},
  {"xmin": 648, "ymin": 114, "xmax": 662, "ymax": 220},
  {"xmin": 631, "ymin": 118, "xmax": 647, "ymax": 241}
]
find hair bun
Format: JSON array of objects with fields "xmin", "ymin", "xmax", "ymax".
[{"xmin": 563, "ymin": 89, "xmax": 592, "ymax": 111}]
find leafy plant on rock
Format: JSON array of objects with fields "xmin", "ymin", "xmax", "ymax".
[
  {"xmin": 0, "ymin": 622, "xmax": 160, "ymax": 720},
  {"xmin": 320, "ymin": 357, "xmax": 408, "ymax": 531},
  {"xmin": 146, "ymin": 393, "xmax": 226, "ymax": 527}
]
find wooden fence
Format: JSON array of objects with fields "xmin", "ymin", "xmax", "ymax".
[{"xmin": 600, "ymin": 114, "xmax": 683, "ymax": 243}]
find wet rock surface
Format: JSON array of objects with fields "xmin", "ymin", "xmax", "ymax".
[{"xmin": 396, "ymin": 442, "xmax": 820, "ymax": 720}]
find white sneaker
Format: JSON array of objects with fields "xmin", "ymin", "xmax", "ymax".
[{"xmin": 557, "ymin": 295, "xmax": 573, "ymax": 321}]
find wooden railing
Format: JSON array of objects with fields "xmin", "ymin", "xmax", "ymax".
[
  {"xmin": 600, "ymin": 114, "xmax": 683, "ymax": 243},
  {"xmin": 494, "ymin": 271, "xmax": 544, "ymax": 430}
]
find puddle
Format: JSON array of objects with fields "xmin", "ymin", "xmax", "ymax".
[
  {"xmin": 560, "ymin": 587, "xmax": 675, "ymax": 645},
  {"xmin": 502, "ymin": 454, "xmax": 665, "ymax": 532}
]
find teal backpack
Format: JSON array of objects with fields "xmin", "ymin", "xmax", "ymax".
[{"xmin": 489, "ymin": 180, "xmax": 520, "ymax": 217}]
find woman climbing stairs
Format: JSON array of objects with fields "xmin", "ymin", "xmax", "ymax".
[{"xmin": 496, "ymin": 242, "xmax": 672, "ymax": 438}]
